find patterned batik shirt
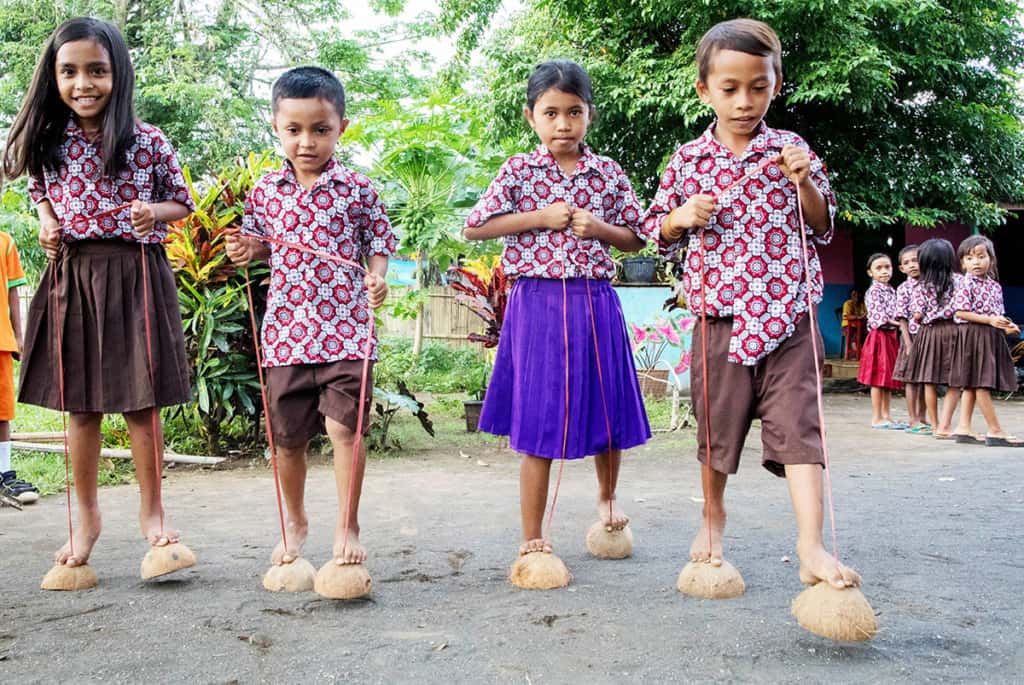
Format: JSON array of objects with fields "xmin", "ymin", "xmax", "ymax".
[
  {"xmin": 243, "ymin": 157, "xmax": 396, "ymax": 366},
  {"xmin": 953, "ymin": 274, "xmax": 1005, "ymax": 323},
  {"xmin": 643, "ymin": 122, "xmax": 836, "ymax": 365},
  {"xmin": 895, "ymin": 278, "xmax": 923, "ymax": 334},
  {"xmin": 865, "ymin": 281, "xmax": 898, "ymax": 330},
  {"xmin": 465, "ymin": 145, "xmax": 649, "ymax": 280},
  {"xmin": 29, "ymin": 119, "xmax": 194, "ymax": 243},
  {"xmin": 920, "ymin": 274, "xmax": 965, "ymax": 324}
]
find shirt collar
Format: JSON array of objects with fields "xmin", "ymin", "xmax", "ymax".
[
  {"xmin": 695, "ymin": 120, "xmax": 782, "ymax": 160},
  {"xmin": 277, "ymin": 156, "xmax": 345, "ymax": 188},
  {"xmin": 527, "ymin": 143, "xmax": 599, "ymax": 176}
]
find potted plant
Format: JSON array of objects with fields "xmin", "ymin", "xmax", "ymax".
[
  {"xmin": 447, "ymin": 257, "xmax": 508, "ymax": 431},
  {"xmin": 629, "ymin": 312, "xmax": 696, "ymax": 397},
  {"xmin": 619, "ymin": 243, "xmax": 660, "ymax": 284}
]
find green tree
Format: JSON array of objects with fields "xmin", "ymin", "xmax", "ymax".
[{"xmin": 442, "ymin": 0, "xmax": 1024, "ymax": 228}]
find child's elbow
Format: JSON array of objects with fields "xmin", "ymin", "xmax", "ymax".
[{"xmin": 462, "ymin": 225, "xmax": 483, "ymax": 241}]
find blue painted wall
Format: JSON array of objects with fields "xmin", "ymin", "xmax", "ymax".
[
  {"xmin": 820, "ymin": 283, "xmax": 851, "ymax": 356},
  {"xmin": 614, "ymin": 285, "xmax": 691, "ymax": 391}
]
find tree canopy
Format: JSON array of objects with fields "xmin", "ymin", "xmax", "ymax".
[{"xmin": 444, "ymin": 0, "xmax": 1024, "ymax": 228}]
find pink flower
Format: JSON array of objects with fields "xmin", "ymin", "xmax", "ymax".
[
  {"xmin": 677, "ymin": 316, "xmax": 696, "ymax": 335},
  {"xmin": 656, "ymin": 322, "xmax": 680, "ymax": 346},
  {"xmin": 674, "ymin": 350, "xmax": 692, "ymax": 375},
  {"xmin": 630, "ymin": 323, "xmax": 647, "ymax": 344},
  {"xmin": 647, "ymin": 330, "xmax": 662, "ymax": 344}
]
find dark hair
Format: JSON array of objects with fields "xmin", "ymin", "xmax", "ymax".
[
  {"xmin": 957, "ymin": 234, "xmax": 999, "ymax": 281},
  {"xmin": 865, "ymin": 252, "xmax": 890, "ymax": 270},
  {"xmin": 917, "ymin": 238, "xmax": 957, "ymax": 306},
  {"xmin": 696, "ymin": 18, "xmax": 783, "ymax": 83},
  {"xmin": 272, "ymin": 66, "xmax": 346, "ymax": 119},
  {"xmin": 526, "ymin": 59, "xmax": 594, "ymax": 111},
  {"xmin": 3, "ymin": 17, "xmax": 136, "ymax": 181},
  {"xmin": 897, "ymin": 244, "xmax": 919, "ymax": 262}
]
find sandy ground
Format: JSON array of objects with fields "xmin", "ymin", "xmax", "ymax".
[{"xmin": 1, "ymin": 395, "xmax": 1023, "ymax": 683}]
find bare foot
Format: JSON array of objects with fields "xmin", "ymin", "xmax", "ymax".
[
  {"xmin": 518, "ymin": 538, "xmax": 552, "ymax": 555},
  {"xmin": 271, "ymin": 518, "xmax": 309, "ymax": 565},
  {"xmin": 140, "ymin": 510, "xmax": 180, "ymax": 547},
  {"xmin": 597, "ymin": 497, "xmax": 629, "ymax": 531},
  {"xmin": 54, "ymin": 509, "xmax": 102, "ymax": 567},
  {"xmin": 333, "ymin": 528, "xmax": 367, "ymax": 565},
  {"xmin": 689, "ymin": 506, "xmax": 725, "ymax": 566},
  {"xmin": 797, "ymin": 541, "xmax": 861, "ymax": 589}
]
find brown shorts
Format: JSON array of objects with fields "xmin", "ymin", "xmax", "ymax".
[
  {"xmin": 691, "ymin": 312, "xmax": 825, "ymax": 477},
  {"xmin": 265, "ymin": 360, "xmax": 374, "ymax": 448}
]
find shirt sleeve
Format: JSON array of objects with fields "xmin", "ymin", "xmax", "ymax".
[
  {"xmin": 241, "ymin": 182, "xmax": 267, "ymax": 239},
  {"xmin": 28, "ymin": 174, "xmax": 47, "ymax": 205},
  {"xmin": 359, "ymin": 181, "xmax": 397, "ymax": 259},
  {"xmin": 151, "ymin": 130, "xmax": 196, "ymax": 211},
  {"xmin": 951, "ymin": 276, "xmax": 973, "ymax": 313},
  {"xmin": 895, "ymin": 284, "xmax": 908, "ymax": 319},
  {"xmin": 805, "ymin": 144, "xmax": 836, "ymax": 246},
  {"xmin": 642, "ymin": 149, "xmax": 689, "ymax": 259},
  {"xmin": 5, "ymin": 238, "xmax": 26, "ymax": 289},
  {"xmin": 606, "ymin": 161, "xmax": 647, "ymax": 241},
  {"xmin": 465, "ymin": 157, "xmax": 521, "ymax": 229}
]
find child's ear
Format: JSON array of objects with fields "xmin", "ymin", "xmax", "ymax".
[
  {"xmin": 522, "ymin": 105, "xmax": 535, "ymax": 130},
  {"xmin": 772, "ymin": 78, "xmax": 783, "ymax": 99},
  {"xmin": 339, "ymin": 118, "xmax": 350, "ymax": 136},
  {"xmin": 696, "ymin": 80, "xmax": 711, "ymax": 104}
]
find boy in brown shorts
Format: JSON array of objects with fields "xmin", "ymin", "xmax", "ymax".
[
  {"xmin": 0, "ymin": 228, "xmax": 37, "ymax": 507},
  {"xmin": 226, "ymin": 67, "xmax": 395, "ymax": 568},
  {"xmin": 643, "ymin": 19, "xmax": 860, "ymax": 589}
]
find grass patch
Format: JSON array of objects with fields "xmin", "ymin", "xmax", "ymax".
[{"xmin": 11, "ymin": 449, "xmax": 136, "ymax": 496}]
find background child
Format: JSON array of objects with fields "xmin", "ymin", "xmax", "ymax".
[
  {"xmin": 463, "ymin": 59, "xmax": 651, "ymax": 563},
  {"xmin": 646, "ymin": 19, "xmax": 859, "ymax": 589},
  {"xmin": 893, "ymin": 244, "xmax": 927, "ymax": 432},
  {"xmin": 857, "ymin": 253, "xmax": 905, "ymax": 429},
  {"xmin": 949, "ymin": 235, "xmax": 1022, "ymax": 446},
  {"xmin": 0, "ymin": 228, "xmax": 36, "ymax": 505},
  {"xmin": 841, "ymin": 289, "xmax": 867, "ymax": 358},
  {"xmin": 900, "ymin": 239, "xmax": 962, "ymax": 436},
  {"xmin": 2, "ymin": 17, "xmax": 194, "ymax": 567},
  {"xmin": 225, "ymin": 67, "xmax": 393, "ymax": 568}
]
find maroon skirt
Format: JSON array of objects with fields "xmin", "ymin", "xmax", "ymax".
[
  {"xmin": 949, "ymin": 322, "xmax": 1017, "ymax": 392},
  {"xmin": 902, "ymin": 319, "xmax": 958, "ymax": 386},
  {"xmin": 857, "ymin": 328, "xmax": 903, "ymax": 390},
  {"xmin": 18, "ymin": 240, "xmax": 191, "ymax": 413},
  {"xmin": 893, "ymin": 330, "xmax": 914, "ymax": 382}
]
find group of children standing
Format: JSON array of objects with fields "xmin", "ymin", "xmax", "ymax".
[
  {"xmin": 10, "ymin": 12, "xmax": 989, "ymax": 595},
  {"xmin": 858, "ymin": 240, "xmax": 1021, "ymax": 445}
]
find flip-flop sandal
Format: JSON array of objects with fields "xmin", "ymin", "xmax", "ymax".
[
  {"xmin": 889, "ymin": 421, "xmax": 910, "ymax": 430},
  {"xmin": 934, "ymin": 432, "xmax": 957, "ymax": 440},
  {"xmin": 954, "ymin": 433, "xmax": 986, "ymax": 445},
  {"xmin": 985, "ymin": 435, "xmax": 1024, "ymax": 447},
  {"xmin": 906, "ymin": 425, "xmax": 933, "ymax": 435},
  {"xmin": 871, "ymin": 421, "xmax": 894, "ymax": 430}
]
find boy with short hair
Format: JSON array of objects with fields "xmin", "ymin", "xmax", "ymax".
[
  {"xmin": 0, "ymin": 228, "xmax": 36, "ymax": 507},
  {"xmin": 226, "ymin": 66, "xmax": 395, "ymax": 568},
  {"xmin": 644, "ymin": 18, "xmax": 860, "ymax": 589}
]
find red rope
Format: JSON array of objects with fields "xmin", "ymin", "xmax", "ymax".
[
  {"xmin": 697, "ymin": 228, "xmax": 714, "ymax": 558},
  {"xmin": 50, "ymin": 257, "xmax": 73, "ymax": 559},
  {"xmin": 585, "ymin": 278, "xmax": 615, "ymax": 523},
  {"xmin": 242, "ymin": 275, "xmax": 290, "ymax": 553},
  {"xmin": 139, "ymin": 243, "xmax": 166, "ymax": 539},
  {"xmin": 542, "ymin": 269, "xmax": 570, "ymax": 540}
]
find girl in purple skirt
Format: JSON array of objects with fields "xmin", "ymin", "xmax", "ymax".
[{"xmin": 463, "ymin": 60, "xmax": 652, "ymax": 562}]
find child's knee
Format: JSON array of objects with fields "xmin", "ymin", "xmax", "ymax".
[{"xmin": 325, "ymin": 418, "xmax": 356, "ymax": 446}]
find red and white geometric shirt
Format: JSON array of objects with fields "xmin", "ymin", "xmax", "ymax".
[
  {"xmin": 29, "ymin": 119, "xmax": 194, "ymax": 243},
  {"xmin": 920, "ymin": 274, "xmax": 964, "ymax": 324},
  {"xmin": 865, "ymin": 281, "xmax": 897, "ymax": 330},
  {"xmin": 953, "ymin": 274, "xmax": 1005, "ymax": 324},
  {"xmin": 895, "ymin": 277, "xmax": 923, "ymax": 334},
  {"xmin": 465, "ymin": 144, "xmax": 648, "ymax": 280},
  {"xmin": 243, "ymin": 157, "xmax": 396, "ymax": 366},
  {"xmin": 643, "ymin": 122, "xmax": 836, "ymax": 365}
]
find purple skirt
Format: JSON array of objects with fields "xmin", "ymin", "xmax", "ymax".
[{"xmin": 479, "ymin": 278, "xmax": 651, "ymax": 459}]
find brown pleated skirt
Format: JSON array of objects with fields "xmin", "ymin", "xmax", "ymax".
[
  {"xmin": 18, "ymin": 240, "xmax": 191, "ymax": 413},
  {"xmin": 902, "ymin": 319, "xmax": 958, "ymax": 386},
  {"xmin": 949, "ymin": 322, "xmax": 1017, "ymax": 392},
  {"xmin": 892, "ymin": 330, "xmax": 915, "ymax": 382}
]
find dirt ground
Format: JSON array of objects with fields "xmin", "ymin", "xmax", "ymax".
[{"xmin": 2, "ymin": 395, "xmax": 1023, "ymax": 683}]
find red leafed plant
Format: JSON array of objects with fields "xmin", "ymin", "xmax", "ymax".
[{"xmin": 447, "ymin": 256, "xmax": 508, "ymax": 348}]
